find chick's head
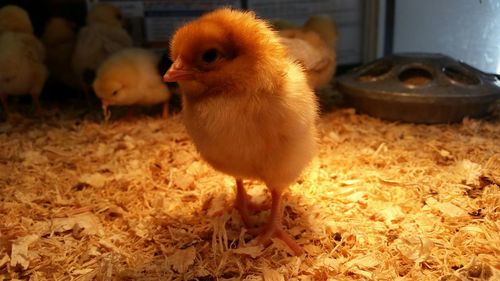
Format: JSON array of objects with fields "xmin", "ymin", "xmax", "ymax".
[
  {"xmin": 303, "ymin": 15, "xmax": 337, "ymax": 49},
  {"xmin": 93, "ymin": 65, "xmax": 139, "ymax": 106},
  {"xmin": 0, "ymin": 5, "xmax": 33, "ymax": 34},
  {"xmin": 87, "ymin": 3, "xmax": 124, "ymax": 27},
  {"xmin": 43, "ymin": 17, "xmax": 75, "ymax": 46},
  {"xmin": 164, "ymin": 8, "xmax": 287, "ymax": 95}
]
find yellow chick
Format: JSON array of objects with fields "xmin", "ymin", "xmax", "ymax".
[
  {"xmin": 42, "ymin": 17, "xmax": 79, "ymax": 89},
  {"xmin": 303, "ymin": 15, "xmax": 338, "ymax": 51},
  {"xmin": 279, "ymin": 29, "xmax": 336, "ymax": 91},
  {"xmin": 0, "ymin": 5, "xmax": 33, "ymax": 34},
  {"xmin": 278, "ymin": 15, "xmax": 337, "ymax": 92},
  {"xmin": 0, "ymin": 32, "xmax": 48, "ymax": 116},
  {"xmin": 72, "ymin": 3, "xmax": 132, "ymax": 98},
  {"xmin": 93, "ymin": 48, "xmax": 171, "ymax": 121},
  {"xmin": 86, "ymin": 3, "xmax": 124, "ymax": 28},
  {"xmin": 164, "ymin": 8, "xmax": 318, "ymax": 255}
]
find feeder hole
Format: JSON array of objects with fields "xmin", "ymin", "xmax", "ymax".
[
  {"xmin": 398, "ymin": 67, "xmax": 433, "ymax": 87},
  {"xmin": 357, "ymin": 60, "xmax": 393, "ymax": 82},
  {"xmin": 442, "ymin": 66, "xmax": 480, "ymax": 85}
]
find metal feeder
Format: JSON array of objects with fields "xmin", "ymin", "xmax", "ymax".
[{"xmin": 337, "ymin": 53, "xmax": 500, "ymax": 123}]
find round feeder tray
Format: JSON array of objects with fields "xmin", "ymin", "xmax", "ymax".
[{"xmin": 337, "ymin": 53, "xmax": 500, "ymax": 123}]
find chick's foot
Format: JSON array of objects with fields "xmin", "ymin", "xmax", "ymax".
[
  {"xmin": 249, "ymin": 189, "xmax": 303, "ymax": 256},
  {"xmin": 252, "ymin": 220, "xmax": 303, "ymax": 256}
]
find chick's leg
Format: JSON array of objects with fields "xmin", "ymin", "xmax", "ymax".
[
  {"xmin": 235, "ymin": 178, "xmax": 256, "ymax": 228},
  {"xmin": 254, "ymin": 189, "xmax": 303, "ymax": 256},
  {"xmin": 235, "ymin": 179, "xmax": 270, "ymax": 228}
]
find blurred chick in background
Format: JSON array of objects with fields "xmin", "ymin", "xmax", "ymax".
[
  {"xmin": 93, "ymin": 48, "xmax": 171, "ymax": 121},
  {"xmin": 85, "ymin": 2, "xmax": 124, "ymax": 28},
  {"xmin": 275, "ymin": 15, "xmax": 337, "ymax": 92},
  {"xmin": 0, "ymin": 5, "xmax": 48, "ymax": 117},
  {"xmin": 303, "ymin": 15, "xmax": 337, "ymax": 51},
  {"xmin": 164, "ymin": 8, "xmax": 318, "ymax": 255},
  {"xmin": 0, "ymin": 33, "xmax": 48, "ymax": 117},
  {"xmin": 72, "ymin": 3, "xmax": 132, "ymax": 100},
  {"xmin": 42, "ymin": 17, "xmax": 79, "ymax": 90},
  {"xmin": 0, "ymin": 5, "xmax": 33, "ymax": 34}
]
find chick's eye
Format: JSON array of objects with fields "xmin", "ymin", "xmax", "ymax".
[
  {"xmin": 112, "ymin": 90, "xmax": 118, "ymax": 96},
  {"xmin": 202, "ymin": 48, "xmax": 218, "ymax": 63}
]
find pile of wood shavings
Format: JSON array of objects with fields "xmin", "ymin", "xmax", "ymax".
[{"xmin": 0, "ymin": 108, "xmax": 499, "ymax": 281}]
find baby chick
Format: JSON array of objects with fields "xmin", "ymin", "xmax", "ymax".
[
  {"xmin": 164, "ymin": 8, "xmax": 318, "ymax": 255},
  {"xmin": 0, "ymin": 32, "xmax": 48, "ymax": 116},
  {"xmin": 93, "ymin": 48, "xmax": 171, "ymax": 121},
  {"xmin": 303, "ymin": 15, "xmax": 338, "ymax": 51},
  {"xmin": 72, "ymin": 3, "xmax": 132, "ymax": 99},
  {"xmin": 0, "ymin": 5, "xmax": 33, "ymax": 34},
  {"xmin": 42, "ymin": 17, "xmax": 79, "ymax": 89},
  {"xmin": 278, "ymin": 15, "xmax": 337, "ymax": 92},
  {"xmin": 85, "ymin": 3, "xmax": 124, "ymax": 28}
]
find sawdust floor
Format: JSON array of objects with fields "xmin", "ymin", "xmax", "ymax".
[{"xmin": 0, "ymin": 105, "xmax": 499, "ymax": 281}]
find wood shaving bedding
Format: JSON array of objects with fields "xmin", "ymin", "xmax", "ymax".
[{"xmin": 0, "ymin": 106, "xmax": 499, "ymax": 280}]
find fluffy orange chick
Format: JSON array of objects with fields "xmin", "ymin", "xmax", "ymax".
[
  {"xmin": 42, "ymin": 17, "xmax": 79, "ymax": 89},
  {"xmin": 164, "ymin": 8, "xmax": 318, "ymax": 255},
  {"xmin": 278, "ymin": 16, "xmax": 337, "ymax": 91},
  {"xmin": 0, "ymin": 5, "xmax": 33, "ymax": 34},
  {"xmin": 93, "ymin": 48, "xmax": 171, "ymax": 121}
]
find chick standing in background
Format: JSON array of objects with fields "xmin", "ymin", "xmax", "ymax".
[
  {"xmin": 0, "ymin": 5, "xmax": 33, "ymax": 34},
  {"xmin": 0, "ymin": 5, "xmax": 48, "ymax": 117},
  {"xmin": 72, "ymin": 3, "xmax": 132, "ymax": 99},
  {"xmin": 42, "ymin": 17, "xmax": 79, "ymax": 90},
  {"xmin": 0, "ymin": 32, "xmax": 48, "ymax": 117},
  {"xmin": 93, "ymin": 48, "xmax": 171, "ymax": 121},
  {"xmin": 164, "ymin": 8, "xmax": 318, "ymax": 255},
  {"xmin": 277, "ymin": 15, "xmax": 337, "ymax": 92}
]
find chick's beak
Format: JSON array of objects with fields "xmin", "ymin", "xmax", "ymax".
[{"xmin": 163, "ymin": 58, "xmax": 196, "ymax": 82}]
